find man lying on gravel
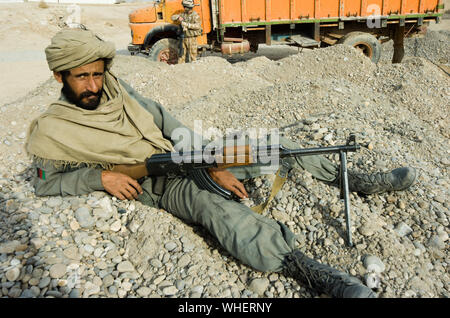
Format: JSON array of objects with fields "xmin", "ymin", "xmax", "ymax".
[{"xmin": 25, "ymin": 28, "xmax": 417, "ymax": 298}]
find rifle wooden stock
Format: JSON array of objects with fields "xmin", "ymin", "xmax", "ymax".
[
  {"xmin": 215, "ymin": 145, "xmax": 253, "ymax": 169},
  {"xmin": 111, "ymin": 145, "xmax": 254, "ymax": 179}
]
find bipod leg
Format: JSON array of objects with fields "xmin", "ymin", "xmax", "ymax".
[{"xmin": 339, "ymin": 150, "xmax": 353, "ymax": 247}]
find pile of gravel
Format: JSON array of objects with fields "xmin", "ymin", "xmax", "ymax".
[
  {"xmin": 0, "ymin": 31, "xmax": 448, "ymax": 298},
  {"xmin": 380, "ymin": 30, "xmax": 450, "ymax": 65}
]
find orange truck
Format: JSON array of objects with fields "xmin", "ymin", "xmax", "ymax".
[{"xmin": 128, "ymin": 0, "xmax": 444, "ymax": 64}]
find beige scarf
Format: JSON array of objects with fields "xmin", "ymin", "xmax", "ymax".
[{"xmin": 26, "ymin": 71, "xmax": 174, "ymax": 168}]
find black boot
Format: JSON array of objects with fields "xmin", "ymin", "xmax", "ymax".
[
  {"xmin": 284, "ymin": 249, "xmax": 377, "ymax": 298},
  {"xmin": 335, "ymin": 167, "xmax": 416, "ymax": 195}
]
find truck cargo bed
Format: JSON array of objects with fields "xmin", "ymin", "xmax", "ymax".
[{"xmin": 218, "ymin": 0, "xmax": 443, "ymax": 26}]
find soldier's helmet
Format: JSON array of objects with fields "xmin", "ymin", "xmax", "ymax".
[{"xmin": 182, "ymin": 0, "xmax": 195, "ymax": 8}]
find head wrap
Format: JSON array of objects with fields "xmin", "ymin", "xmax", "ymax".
[{"xmin": 45, "ymin": 27, "xmax": 116, "ymax": 72}]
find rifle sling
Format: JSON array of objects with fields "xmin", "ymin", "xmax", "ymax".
[{"xmin": 251, "ymin": 162, "xmax": 290, "ymax": 214}]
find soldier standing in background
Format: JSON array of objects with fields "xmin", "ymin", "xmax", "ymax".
[{"xmin": 172, "ymin": 0, "xmax": 202, "ymax": 63}]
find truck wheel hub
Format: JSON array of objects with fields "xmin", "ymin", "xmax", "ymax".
[{"xmin": 353, "ymin": 42, "xmax": 373, "ymax": 58}]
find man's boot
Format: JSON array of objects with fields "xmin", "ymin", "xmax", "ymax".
[
  {"xmin": 334, "ymin": 167, "xmax": 416, "ymax": 195},
  {"xmin": 284, "ymin": 249, "xmax": 377, "ymax": 298}
]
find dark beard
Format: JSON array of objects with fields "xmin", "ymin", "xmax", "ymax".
[{"xmin": 61, "ymin": 77, "xmax": 102, "ymax": 110}]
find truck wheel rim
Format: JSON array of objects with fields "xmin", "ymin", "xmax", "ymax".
[
  {"xmin": 158, "ymin": 48, "xmax": 178, "ymax": 64},
  {"xmin": 353, "ymin": 42, "xmax": 373, "ymax": 59}
]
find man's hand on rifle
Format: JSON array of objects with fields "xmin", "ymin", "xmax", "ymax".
[
  {"xmin": 101, "ymin": 170, "xmax": 143, "ymax": 201},
  {"xmin": 208, "ymin": 168, "xmax": 248, "ymax": 199}
]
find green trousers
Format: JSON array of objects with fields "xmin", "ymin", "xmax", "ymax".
[{"xmin": 138, "ymin": 137, "xmax": 338, "ymax": 272}]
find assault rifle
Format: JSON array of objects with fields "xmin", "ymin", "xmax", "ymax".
[{"xmin": 112, "ymin": 134, "xmax": 366, "ymax": 247}]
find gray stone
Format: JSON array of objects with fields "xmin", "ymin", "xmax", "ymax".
[
  {"xmin": 0, "ymin": 240, "xmax": 21, "ymax": 254},
  {"xmin": 206, "ymin": 285, "xmax": 219, "ymax": 296},
  {"xmin": 8, "ymin": 287, "xmax": 22, "ymax": 298},
  {"xmin": 191, "ymin": 285, "xmax": 204, "ymax": 295},
  {"xmin": 175, "ymin": 279, "xmax": 185, "ymax": 290},
  {"xmin": 38, "ymin": 207, "xmax": 53, "ymax": 214},
  {"xmin": 153, "ymin": 275, "xmax": 166, "ymax": 285},
  {"xmin": 20, "ymin": 289, "xmax": 36, "ymax": 298},
  {"xmin": 183, "ymin": 243, "xmax": 195, "ymax": 253},
  {"xmin": 150, "ymin": 258, "xmax": 162, "ymax": 268},
  {"xmin": 46, "ymin": 197, "xmax": 63, "ymax": 208},
  {"xmin": 49, "ymin": 263, "xmax": 67, "ymax": 279},
  {"xmin": 29, "ymin": 286, "xmax": 41, "ymax": 297},
  {"xmin": 136, "ymin": 287, "xmax": 152, "ymax": 297},
  {"xmin": 427, "ymin": 235, "xmax": 445, "ymax": 250},
  {"xmin": 69, "ymin": 289, "xmax": 81, "ymax": 298},
  {"xmin": 394, "ymin": 222, "xmax": 413, "ymax": 237},
  {"xmin": 74, "ymin": 207, "xmax": 95, "ymax": 228},
  {"xmin": 63, "ymin": 246, "xmax": 81, "ymax": 260},
  {"xmin": 117, "ymin": 261, "xmax": 135, "ymax": 272},
  {"xmin": 358, "ymin": 222, "xmax": 377, "ymax": 236},
  {"xmin": 95, "ymin": 220, "xmax": 110, "ymax": 232},
  {"xmin": 165, "ymin": 242, "xmax": 177, "ymax": 252},
  {"xmin": 162, "ymin": 286, "xmax": 178, "ymax": 296},
  {"xmin": 38, "ymin": 277, "xmax": 51, "ymax": 289},
  {"xmin": 83, "ymin": 282, "xmax": 101, "ymax": 297},
  {"xmin": 249, "ymin": 278, "xmax": 270, "ymax": 296},
  {"xmin": 268, "ymin": 273, "xmax": 279, "ymax": 282},
  {"xmin": 93, "ymin": 207, "xmax": 113, "ymax": 220},
  {"xmin": 177, "ymin": 254, "xmax": 191, "ymax": 268},
  {"xmin": 6, "ymin": 267, "xmax": 21, "ymax": 281},
  {"xmin": 46, "ymin": 290, "xmax": 63, "ymax": 298},
  {"xmin": 365, "ymin": 272, "xmax": 381, "ymax": 289},
  {"xmin": 102, "ymin": 275, "xmax": 114, "ymax": 288},
  {"xmin": 108, "ymin": 285, "xmax": 118, "ymax": 295},
  {"xmin": 363, "ymin": 255, "xmax": 385, "ymax": 273},
  {"xmin": 110, "ymin": 220, "xmax": 122, "ymax": 232},
  {"xmin": 30, "ymin": 238, "xmax": 45, "ymax": 250},
  {"xmin": 271, "ymin": 210, "xmax": 290, "ymax": 223}
]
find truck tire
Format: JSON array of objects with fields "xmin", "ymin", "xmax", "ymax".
[
  {"xmin": 148, "ymin": 38, "xmax": 180, "ymax": 64},
  {"xmin": 338, "ymin": 32, "xmax": 381, "ymax": 63}
]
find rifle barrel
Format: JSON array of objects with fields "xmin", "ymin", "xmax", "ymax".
[
  {"xmin": 254, "ymin": 144, "xmax": 361, "ymax": 162},
  {"xmin": 279, "ymin": 144, "xmax": 361, "ymax": 156}
]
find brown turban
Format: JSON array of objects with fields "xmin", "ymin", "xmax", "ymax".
[{"xmin": 45, "ymin": 27, "xmax": 116, "ymax": 72}]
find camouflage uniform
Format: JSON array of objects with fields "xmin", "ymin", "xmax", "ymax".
[{"xmin": 177, "ymin": 10, "xmax": 202, "ymax": 63}]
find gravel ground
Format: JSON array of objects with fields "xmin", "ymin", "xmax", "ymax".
[{"xmin": 0, "ymin": 29, "xmax": 448, "ymax": 298}]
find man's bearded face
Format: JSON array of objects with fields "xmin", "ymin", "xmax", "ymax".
[{"xmin": 58, "ymin": 59, "xmax": 105, "ymax": 110}]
